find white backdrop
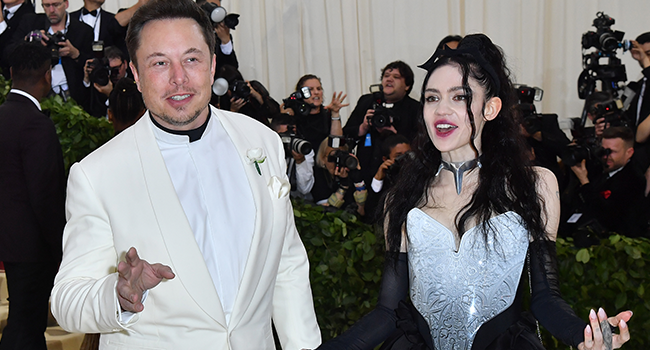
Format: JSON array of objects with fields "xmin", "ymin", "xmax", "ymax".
[{"xmin": 59, "ymin": 0, "xmax": 650, "ymax": 127}]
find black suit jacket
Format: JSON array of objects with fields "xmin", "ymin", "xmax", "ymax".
[
  {"xmin": 576, "ymin": 163, "xmax": 648, "ymax": 237},
  {"xmin": 69, "ymin": 7, "xmax": 127, "ymax": 56},
  {"xmin": 0, "ymin": 1, "xmax": 35, "ymax": 78},
  {"xmin": 6, "ymin": 13, "xmax": 94, "ymax": 103},
  {"xmin": 0, "ymin": 92, "xmax": 66, "ymax": 263}
]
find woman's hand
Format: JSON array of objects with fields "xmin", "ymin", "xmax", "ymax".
[
  {"xmin": 324, "ymin": 91, "xmax": 349, "ymax": 114},
  {"xmin": 578, "ymin": 308, "xmax": 632, "ymax": 350},
  {"xmin": 230, "ymin": 97, "xmax": 247, "ymax": 112}
]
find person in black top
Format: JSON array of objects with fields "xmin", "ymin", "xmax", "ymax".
[
  {"xmin": 0, "ymin": 0, "xmax": 35, "ymax": 78},
  {"xmin": 568, "ymin": 126, "xmax": 648, "ymax": 238},
  {"xmin": 70, "ymin": 0, "xmax": 128, "ymax": 56},
  {"xmin": 283, "ymin": 74, "xmax": 348, "ymax": 149},
  {"xmin": 342, "ymin": 60, "xmax": 420, "ymax": 187},
  {"xmin": 6, "ymin": 0, "xmax": 94, "ymax": 103}
]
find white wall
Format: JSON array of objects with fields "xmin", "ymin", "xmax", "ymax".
[{"xmin": 56, "ymin": 0, "xmax": 650, "ymax": 125}]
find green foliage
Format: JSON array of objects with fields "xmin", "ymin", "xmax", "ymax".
[
  {"xmin": 0, "ymin": 73, "xmax": 10, "ymax": 105},
  {"xmin": 294, "ymin": 200, "xmax": 385, "ymax": 341},
  {"xmin": 541, "ymin": 235, "xmax": 650, "ymax": 349},
  {"xmin": 41, "ymin": 96, "xmax": 113, "ymax": 172}
]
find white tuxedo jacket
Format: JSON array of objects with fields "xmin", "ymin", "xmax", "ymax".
[{"xmin": 51, "ymin": 107, "xmax": 321, "ymax": 350}]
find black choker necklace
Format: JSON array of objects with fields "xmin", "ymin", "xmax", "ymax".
[{"xmin": 435, "ymin": 158, "xmax": 481, "ymax": 195}]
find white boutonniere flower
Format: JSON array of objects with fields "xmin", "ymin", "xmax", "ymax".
[{"xmin": 246, "ymin": 148, "xmax": 266, "ymax": 176}]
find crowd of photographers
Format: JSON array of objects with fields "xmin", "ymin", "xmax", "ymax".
[{"xmin": 2, "ymin": 2, "xmax": 650, "ymax": 237}]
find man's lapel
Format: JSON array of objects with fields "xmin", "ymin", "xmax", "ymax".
[
  {"xmin": 133, "ymin": 115, "xmax": 228, "ymax": 328},
  {"xmin": 213, "ymin": 107, "xmax": 275, "ymax": 329}
]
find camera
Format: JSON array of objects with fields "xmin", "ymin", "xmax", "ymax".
[
  {"xmin": 386, "ymin": 151, "xmax": 414, "ymax": 180},
  {"xmin": 515, "ymin": 85, "xmax": 544, "ymax": 135},
  {"xmin": 283, "ymin": 86, "xmax": 313, "ymax": 116},
  {"xmin": 367, "ymin": 84, "xmax": 397, "ymax": 128},
  {"xmin": 590, "ymin": 99, "xmax": 629, "ymax": 128},
  {"xmin": 231, "ymin": 80, "xmax": 251, "ymax": 100},
  {"xmin": 278, "ymin": 125, "xmax": 312, "ymax": 157},
  {"xmin": 199, "ymin": 2, "xmax": 240, "ymax": 30},
  {"xmin": 581, "ymin": 12, "xmax": 631, "ymax": 53},
  {"xmin": 26, "ymin": 30, "xmax": 66, "ymax": 65},
  {"xmin": 327, "ymin": 150, "xmax": 358, "ymax": 170},
  {"xmin": 88, "ymin": 58, "xmax": 120, "ymax": 87},
  {"xmin": 577, "ymin": 12, "xmax": 629, "ymax": 104}
]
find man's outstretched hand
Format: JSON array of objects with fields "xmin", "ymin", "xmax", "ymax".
[{"xmin": 117, "ymin": 247, "xmax": 175, "ymax": 313}]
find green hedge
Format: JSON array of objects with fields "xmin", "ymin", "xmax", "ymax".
[{"xmin": 295, "ymin": 199, "xmax": 650, "ymax": 348}]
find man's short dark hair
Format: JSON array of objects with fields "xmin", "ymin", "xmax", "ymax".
[
  {"xmin": 381, "ymin": 61, "xmax": 414, "ymax": 92},
  {"xmin": 269, "ymin": 113, "xmax": 296, "ymax": 133},
  {"xmin": 381, "ymin": 134, "xmax": 410, "ymax": 158},
  {"xmin": 126, "ymin": 0, "xmax": 216, "ymax": 69},
  {"xmin": 218, "ymin": 64, "xmax": 244, "ymax": 85},
  {"xmin": 104, "ymin": 46, "xmax": 127, "ymax": 63},
  {"xmin": 602, "ymin": 126, "xmax": 634, "ymax": 147},
  {"xmin": 636, "ymin": 32, "xmax": 650, "ymax": 44},
  {"xmin": 10, "ymin": 43, "xmax": 51, "ymax": 84}
]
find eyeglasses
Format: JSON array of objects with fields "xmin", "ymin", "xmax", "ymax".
[{"xmin": 42, "ymin": 2, "xmax": 64, "ymax": 9}]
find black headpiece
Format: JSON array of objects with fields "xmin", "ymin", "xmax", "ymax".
[{"xmin": 418, "ymin": 42, "xmax": 501, "ymax": 92}]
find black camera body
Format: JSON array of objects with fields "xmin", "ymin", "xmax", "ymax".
[
  {"xmin": 278, "ymin": 125, "xmax": 312, "ymax": 157},
  {"xmin": 231, "ymin": 80, "xmax": 251, "ymax": 100},
  {"xmin": 578, "ymin": 12, "xmax": 629, "ymax": 102},
  {"xmin": 328, "ymin": 150, "xmax": 358, "ymax": 170},
  {"xmin": 88, "ymin": 57, "xmax": 119, "ymax": 87},
  {"xmin": 26, "ymin": 30, "xmax": 66, "ymax": 65},
  {"xmin": 369, "ymin": 84, "xmax": 398, "ymax": 128},
  {"xmin": 386, "ymin": 151, "xmax": 414, "ymax": 180},
  {"xmin": 283, "ymin": 86, "xmax": 313, "ymax": 116},
  {"xmin": 199, "ymin": 2, "xmax": 240, "ymax": 30}
]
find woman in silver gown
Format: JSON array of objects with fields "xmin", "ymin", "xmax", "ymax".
[{"xmin": 317, "ymin": 33, "xmax": 632, "ymax": 350}]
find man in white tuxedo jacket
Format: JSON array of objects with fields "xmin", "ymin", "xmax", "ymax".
[{"xmin": 50, "ymin": 1, "xmax": 321, "ymax": 349}]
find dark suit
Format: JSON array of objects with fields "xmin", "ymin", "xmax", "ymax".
[
  {"xmin": 0, "ymin": 92, "xmax": 66, "ymax": 350},
  {"xmin": 567, "ymin": 163, "xmax": 648, "ymax": 238},
  {"xmin": 0, "ymin": 1, "xmax": 35, "ymax": 79},
  {"xmin": 6, "ymin": 13, "xmax": 94, "ymax": 103},
  {"xmin": 343, "ymin": 94, "xmax": 420, "ymax": 187},
  {"xmin": 626, "ymin": 68, "xmax": 650, "ymax": 175},
  {"xmin": 69, "ymin": 7, "xmax": 128, "ymax": 57}
]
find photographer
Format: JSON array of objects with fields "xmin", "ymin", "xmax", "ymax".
[
  {"xmin": 343, "ymin": 60, "xmax": 419, "ymax": 186},
  {"xmin": 624, "ymin": 32, "xmax": 650, "ymax": 128},
  {"xmin": 283, "ymin": 74, "xmax": 348, "ymax": 149},
  {"xmin": 564, "ymin": 126, "xmax": 648, "ymax": 238},
  {"xmin": 197, "ymin": 0, "xmax": 238, "ymax": 73},
  {"xmin": 311, "ymin": 138, "xmax": 367, "ymax": 218},
  {"xmin": 81, "ymin": 45, "xmax": 129, "ymax": 118},
  {"xmin": 215, "ymin": 64, "xmax": 279, "ymax": 127},
  {"xmin": 270, "ymin": 114, "xmax": 315, "ymax": 199},
  {"xmin": 517, "ymin": 85, "xmax": 571, "ymax": 188},
  {"xmin": 0, "ymin": 0, "xmax": 35, "ymax": 79},
  {"xmin": 7, "ymin": 0, "xmax": 93, "ymax": 103},
  {"xmin": 365, "ymin": 134, "xmax": 411, "ymax": 222}
]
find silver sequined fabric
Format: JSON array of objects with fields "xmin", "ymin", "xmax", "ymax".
[{"xmin": 407, "ymin": 208, "xmax": 529, "ymax": 350}]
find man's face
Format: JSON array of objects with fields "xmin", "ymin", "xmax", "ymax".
[
  {"xmin": 130, "ymin": 18, "xmax": 215, "ymax": 131},
  {"xmin": 601, "ymin": 137, "xmax": 633, "ymax": 172},
  {"xmin": 381, "ymin": 68, "xmax": 409, "ymax": 103},
  {"xmin": 108, "ymin": 57, "xmax": 127, "ymax": 84},
  {"xmin": 388, "ymin": 143, "xmax": 411, "ymax": 161},
  {"xmin": 637, "ymin": 42, "xmax": 650, "ymax": 68},
  {"xmin": 42, "ymin": 0, "xmax": 68, "ymax": 25}
]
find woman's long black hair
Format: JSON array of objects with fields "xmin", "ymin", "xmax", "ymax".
[{"xmin": 384, "ymin": 34, "xmax": 548, "ymax": 255}]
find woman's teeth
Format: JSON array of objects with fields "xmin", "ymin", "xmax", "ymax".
[
  {"xmin": 436, "ymin": 123, "xmax": 457, "ymax": 131},
  {"xmin": 171, "ymin": 94, "xmax": 190, "ymax": 101}
]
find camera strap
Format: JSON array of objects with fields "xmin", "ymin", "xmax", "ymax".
[{"xmin": 435, "ymin": 158, "xmax": 481, "ymax": 195}]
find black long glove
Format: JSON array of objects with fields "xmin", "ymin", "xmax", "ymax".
[
  {"xmin": 529, "ymin": 240, "xmax": 586, "ymax": 347},
  {"xmin": 317, "ymin": 253, "xmax": 409, "ymax": 350}
]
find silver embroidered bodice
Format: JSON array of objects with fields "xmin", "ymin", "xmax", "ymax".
[{"xmin": 406, "ymin": 208, "xmax": 529, "ymax": 350}]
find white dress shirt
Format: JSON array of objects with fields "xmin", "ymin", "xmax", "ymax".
[
  {"xmin": 151, "ymin": 114, "xmax": 256, "ymax": 324},
  {"xmin": 79, "ymin": 8, "xmax": 102, "ymax": 41}
]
